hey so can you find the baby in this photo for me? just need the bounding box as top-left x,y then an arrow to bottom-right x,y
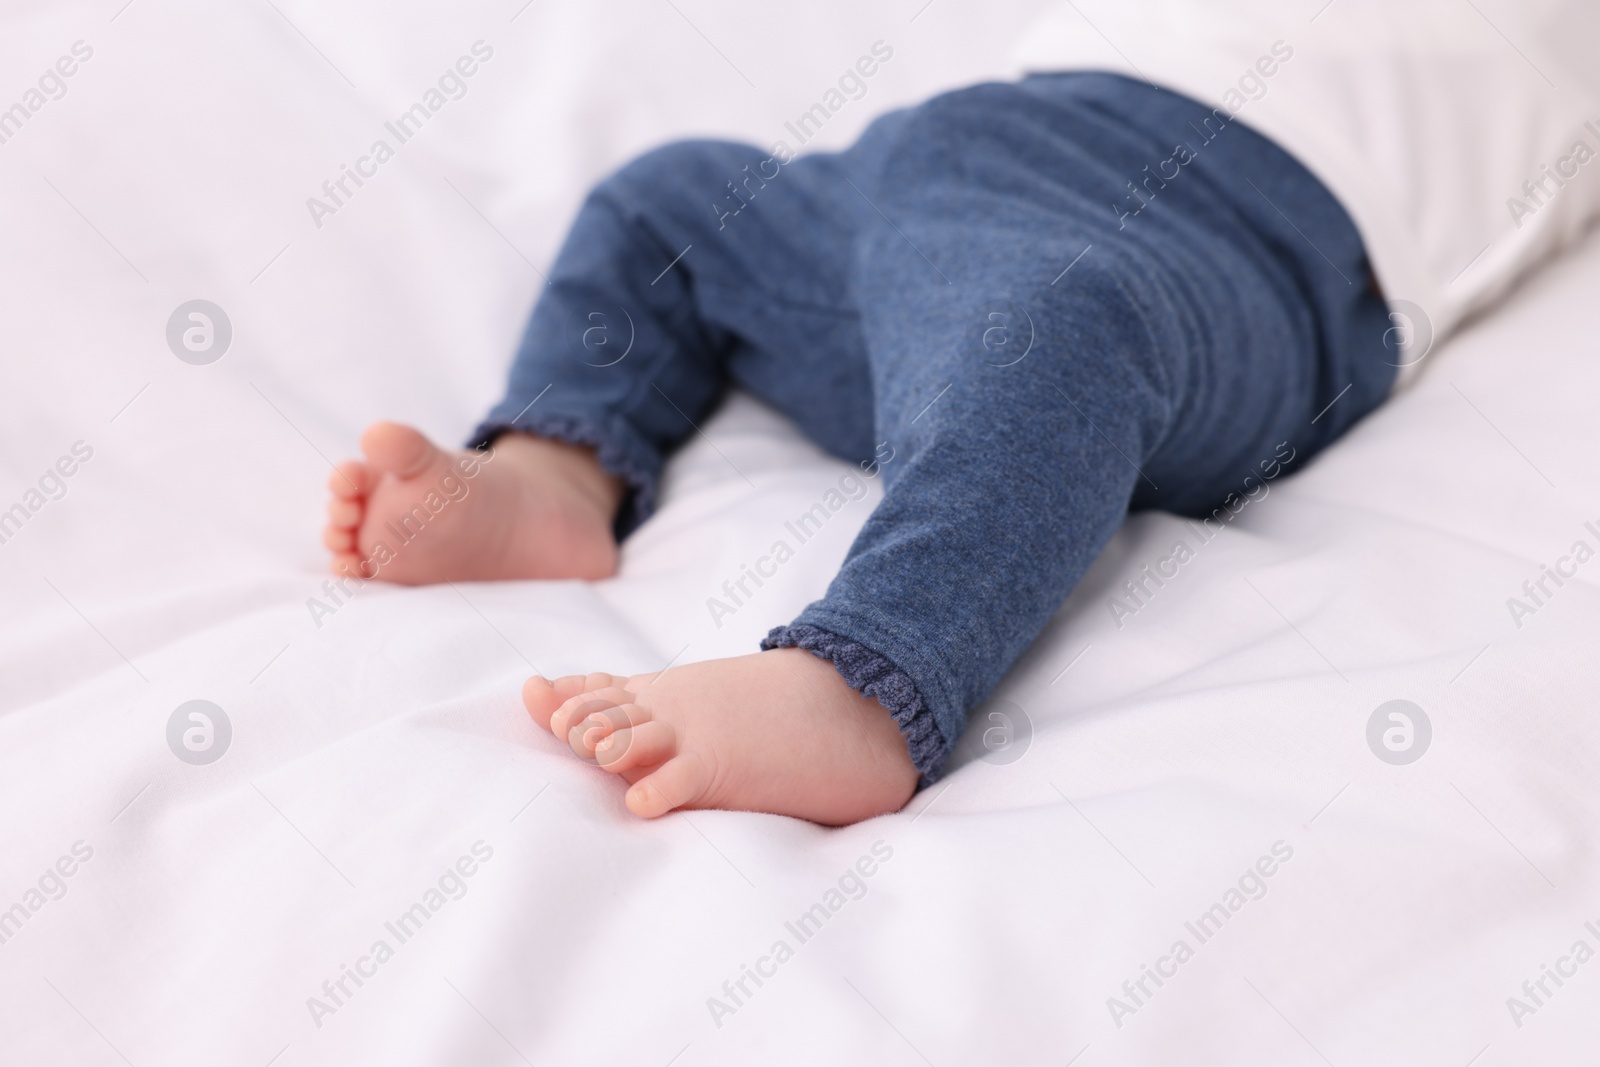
323,71 -> 1400,825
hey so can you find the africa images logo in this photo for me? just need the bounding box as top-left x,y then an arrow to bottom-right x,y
166,300 -> 232,365
1366,700 -> 1431,766
166,700 -> 231,765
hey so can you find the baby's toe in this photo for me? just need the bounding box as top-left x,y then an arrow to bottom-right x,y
525,674 -> 621,732
595,718 -> 675,774
569,699 -> 649,761
326,496 -> 362,528
331,552 -> 363,577
323,525 -> 356,552
626,753 -> 711,818
328,461 -> 370,499
521,676 -> 564,730
550,685 -> 635,737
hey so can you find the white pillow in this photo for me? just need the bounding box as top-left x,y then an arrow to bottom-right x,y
1011,0 -> 1600,384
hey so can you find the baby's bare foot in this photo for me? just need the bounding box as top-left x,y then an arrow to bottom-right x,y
522,650 -> 919,825
322,422 -> 624,584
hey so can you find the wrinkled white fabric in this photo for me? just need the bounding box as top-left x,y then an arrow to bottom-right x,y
3,2 -> 1599,1064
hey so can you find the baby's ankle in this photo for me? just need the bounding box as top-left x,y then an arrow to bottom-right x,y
491,432 -> 625,520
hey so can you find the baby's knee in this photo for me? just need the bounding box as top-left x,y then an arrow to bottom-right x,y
602,138 -> 774,209
876,82 -> 1047,174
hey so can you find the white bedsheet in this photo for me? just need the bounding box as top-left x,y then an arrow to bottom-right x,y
3,2 -> 1599,1064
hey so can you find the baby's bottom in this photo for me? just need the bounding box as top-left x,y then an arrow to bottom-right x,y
478,74 -> 1396,815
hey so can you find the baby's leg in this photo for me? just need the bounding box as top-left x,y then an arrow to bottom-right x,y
531,77 -> 1394,820
765,79 -> 1396,783
326,138 -> 876,582
525,256 -> 1168,821
523,251 -> 1168,821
